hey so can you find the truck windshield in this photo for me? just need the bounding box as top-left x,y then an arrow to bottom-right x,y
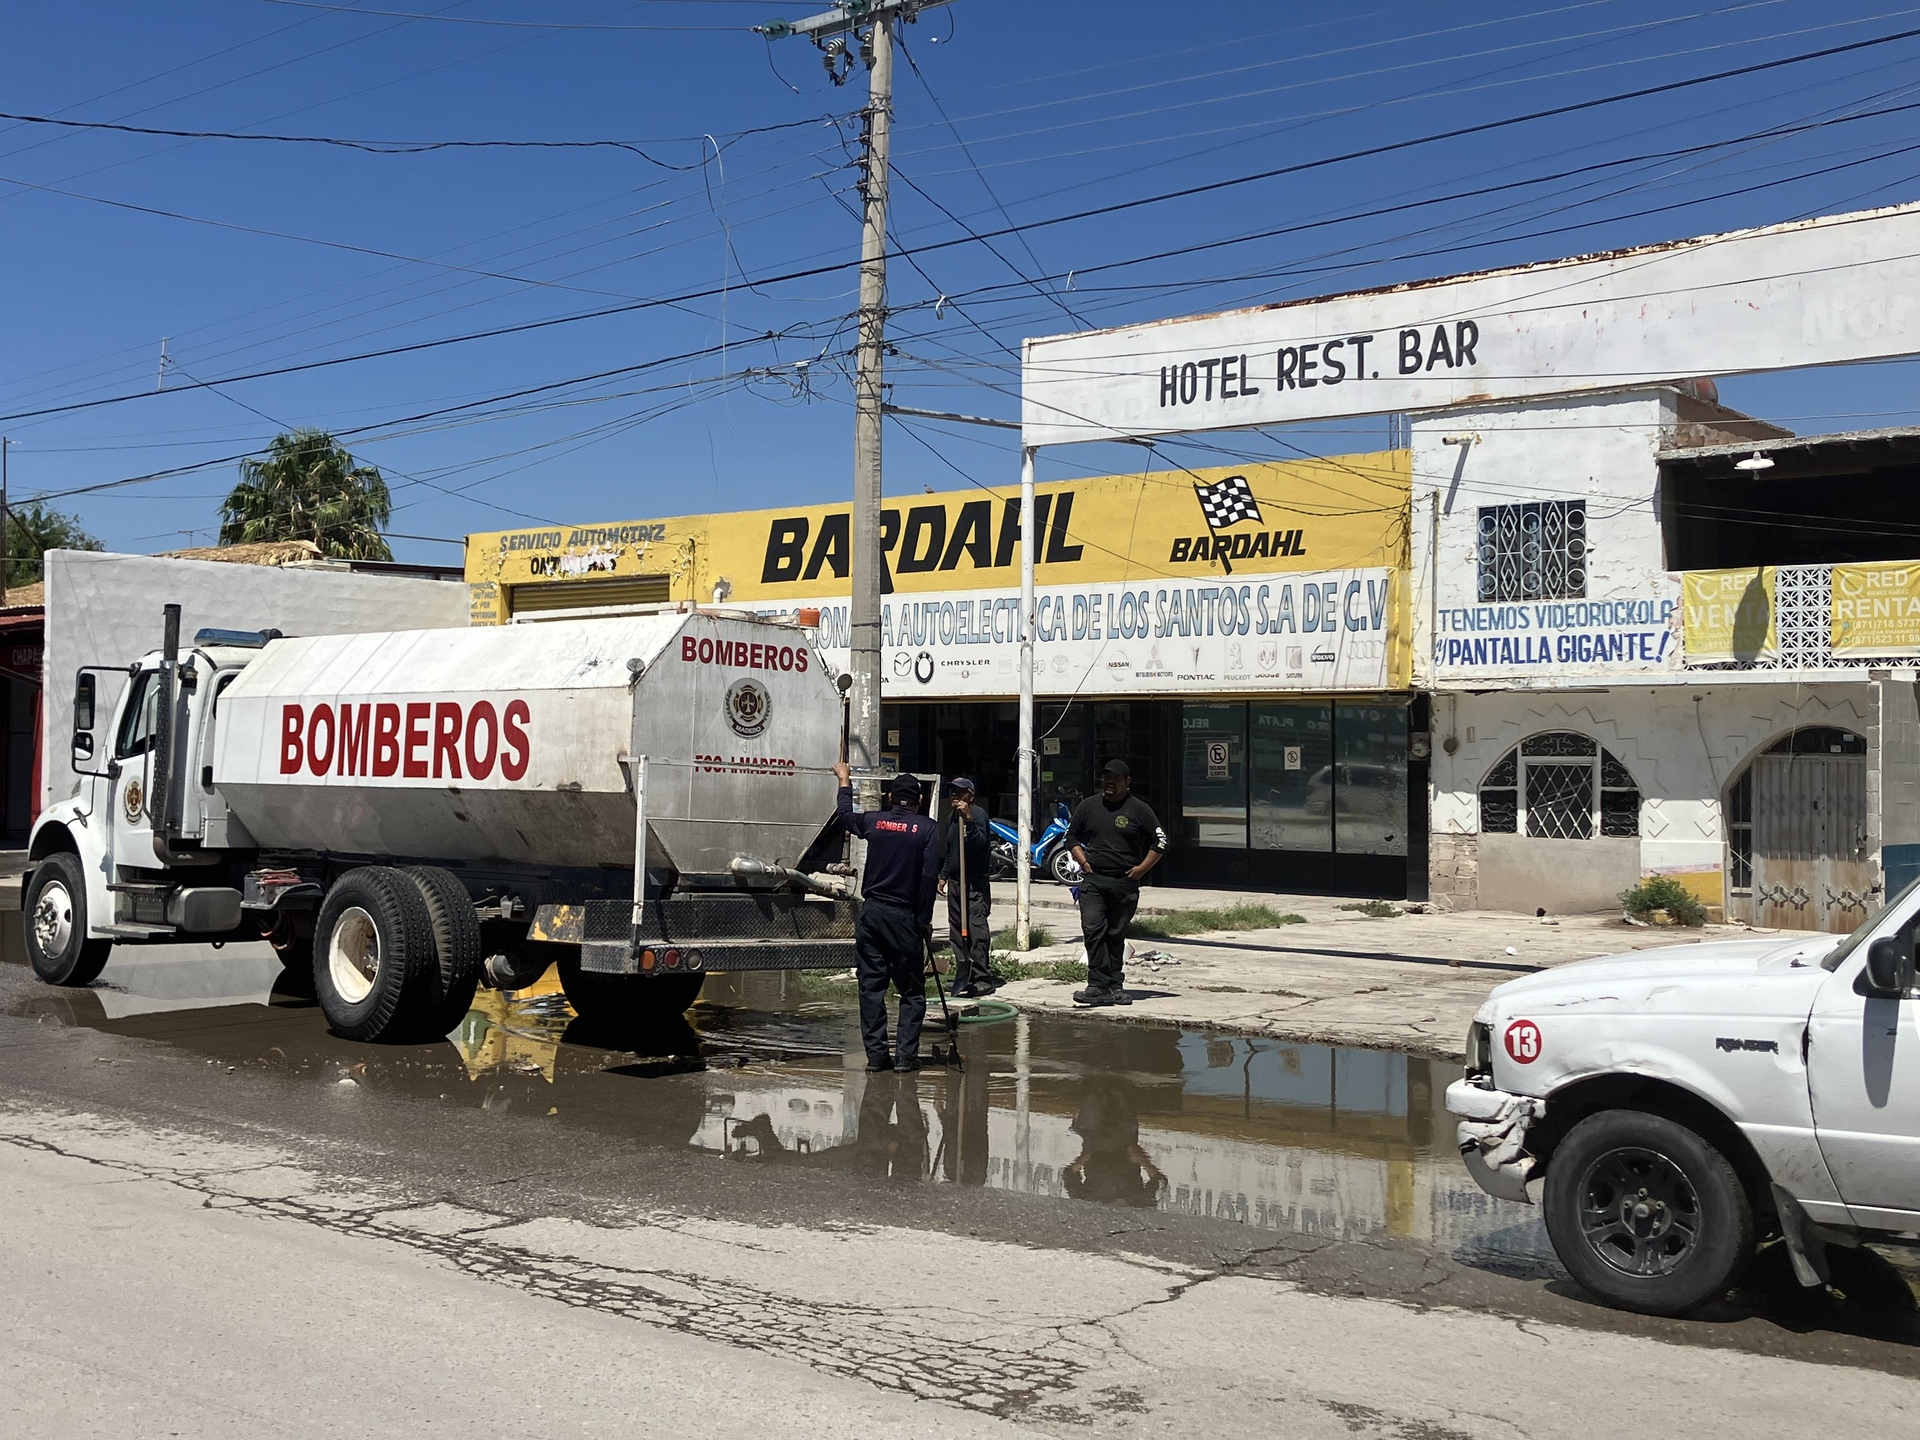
1822,871 -> 1920,971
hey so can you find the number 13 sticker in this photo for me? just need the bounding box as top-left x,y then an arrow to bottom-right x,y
1504,1019 -> 1543,1064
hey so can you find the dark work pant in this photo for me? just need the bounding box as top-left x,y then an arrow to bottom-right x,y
855,898 -> 927,1064
1078,874 -> 1140,995
947,885 -> 992,989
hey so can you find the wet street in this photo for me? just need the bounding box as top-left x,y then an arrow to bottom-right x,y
4,937 -> 1919,1437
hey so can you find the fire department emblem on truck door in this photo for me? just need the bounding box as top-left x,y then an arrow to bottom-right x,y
725,678 -> 772,739
123,779 -> 144,822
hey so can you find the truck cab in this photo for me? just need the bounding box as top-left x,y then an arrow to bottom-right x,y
1449,883 -> 1920,1316
27,617 -> 271,984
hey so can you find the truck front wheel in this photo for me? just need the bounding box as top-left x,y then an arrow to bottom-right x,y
1543,1109 -> 1754,1317
313,868 -> 437,1043
24,852 -> 112,987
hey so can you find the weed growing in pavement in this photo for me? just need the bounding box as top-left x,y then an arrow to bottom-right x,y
1129,903 -> 1305,938
1338,899 -> 1402,919
990,952 -> 1087,983
1199,984 -> 1248,993
990,924 -> 1055,951
1618,875 -> 1709,927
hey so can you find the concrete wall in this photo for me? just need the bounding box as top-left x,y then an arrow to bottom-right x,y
42,551 -> 469,812
1411,390 -> 1681,689
1477,834 -> 1640,914
1877,670 -> 1920,898
1429,680 -> 1880,915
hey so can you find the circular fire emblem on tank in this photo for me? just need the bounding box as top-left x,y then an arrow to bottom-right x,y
724,678 -> 772,739
122,779 -> 144,823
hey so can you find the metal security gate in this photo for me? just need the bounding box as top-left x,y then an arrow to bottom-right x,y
1748,753 -> 1871,933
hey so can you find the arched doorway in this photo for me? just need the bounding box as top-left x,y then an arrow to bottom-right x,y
1725,727 -> 1870,933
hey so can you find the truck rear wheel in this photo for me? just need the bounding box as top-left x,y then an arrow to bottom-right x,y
24,852 -> 112,987
400,866 -> 484,1035
557,953 -> 704,1035
1543,1109 -> 1754,1317
313,867 -> 437,1043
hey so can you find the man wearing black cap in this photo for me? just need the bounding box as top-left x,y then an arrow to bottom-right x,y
938,776 -> 995,999
1066,759 -> 1169,1007
834,761 -> 942,1071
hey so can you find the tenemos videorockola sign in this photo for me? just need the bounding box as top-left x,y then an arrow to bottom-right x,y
465,453 -> 1414,699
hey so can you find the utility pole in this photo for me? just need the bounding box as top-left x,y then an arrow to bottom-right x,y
760,1 -> 955,774
1,436 -> 9,610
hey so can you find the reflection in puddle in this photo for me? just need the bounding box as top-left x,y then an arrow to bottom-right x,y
4,944 -> 1554,1272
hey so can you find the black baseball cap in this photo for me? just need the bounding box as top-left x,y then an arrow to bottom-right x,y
1101,759 -> 1131,777
948,775 -> 976,793
889,773 -> 925,800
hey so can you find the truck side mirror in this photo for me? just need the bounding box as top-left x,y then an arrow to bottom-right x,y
74,672 -> 95,732
72,731 -> 94,760
1864,936 -> 1915,996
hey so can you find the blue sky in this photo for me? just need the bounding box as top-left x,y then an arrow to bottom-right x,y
5,0 -> 1920,561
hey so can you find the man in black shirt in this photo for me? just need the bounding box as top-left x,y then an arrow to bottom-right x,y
835,762 -> 942,1071
1066,759 -> 1169,1007
938,776 -> 996,998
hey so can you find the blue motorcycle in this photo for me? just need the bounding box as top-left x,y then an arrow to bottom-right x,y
987,804 -> 1082,885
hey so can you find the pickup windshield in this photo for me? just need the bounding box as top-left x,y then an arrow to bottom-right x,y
1822,871 -> 1920,971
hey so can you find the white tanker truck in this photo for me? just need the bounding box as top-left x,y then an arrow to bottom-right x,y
23,603 -> 859,1042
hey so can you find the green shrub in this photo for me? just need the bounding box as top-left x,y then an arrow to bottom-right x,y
1129,903 -> 1305,938
1618,876 -> 1709,928
990,924 -> 1055,952
990,953 -> 1087,983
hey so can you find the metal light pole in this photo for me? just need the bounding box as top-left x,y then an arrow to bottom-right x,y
1016,444 -> 1036,949
760,2 -> 956,774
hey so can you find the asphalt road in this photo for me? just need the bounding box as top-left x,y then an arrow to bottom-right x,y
3,946 -> 1918,1437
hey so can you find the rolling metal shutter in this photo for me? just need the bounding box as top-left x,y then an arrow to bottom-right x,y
506,574 -> 671,616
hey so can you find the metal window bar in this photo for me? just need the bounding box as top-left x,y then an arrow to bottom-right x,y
1476,502 -> 1587,604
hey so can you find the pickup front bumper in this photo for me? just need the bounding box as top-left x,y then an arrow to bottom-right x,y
1446,1079 -> 1546,1205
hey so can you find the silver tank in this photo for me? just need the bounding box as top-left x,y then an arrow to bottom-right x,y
211,610 -> 840,874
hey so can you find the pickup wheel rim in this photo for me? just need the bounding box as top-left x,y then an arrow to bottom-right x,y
33,881 -> 74,957
328,906 -> 381,1005
1577,1145 -> 1702,1278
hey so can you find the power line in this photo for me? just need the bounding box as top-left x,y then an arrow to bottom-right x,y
11,21 -> 1920,431
0,108 -> 838,167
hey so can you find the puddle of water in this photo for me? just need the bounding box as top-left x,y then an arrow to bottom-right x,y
4,939 -> 1558,1273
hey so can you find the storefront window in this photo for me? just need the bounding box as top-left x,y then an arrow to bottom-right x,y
1250,701 -> 1333,852
1181,702 -> 1248,848
1333,702 -> 1409,856
1477,732 -> 1640,840
1038,704 -> 1089,820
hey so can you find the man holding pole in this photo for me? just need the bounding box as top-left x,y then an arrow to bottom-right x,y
938,776 -> 995,999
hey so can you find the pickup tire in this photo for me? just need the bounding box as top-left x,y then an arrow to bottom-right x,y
313,867 -> 437,1043
1543,1109 -> 1754,1317
23,852 -> 112,987
400,866 -> 484,1036
557,953 -> 704,1037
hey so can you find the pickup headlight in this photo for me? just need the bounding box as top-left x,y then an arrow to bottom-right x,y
1465,1021 -> 1492,1076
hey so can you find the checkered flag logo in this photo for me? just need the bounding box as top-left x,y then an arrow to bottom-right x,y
1193,474 -> 1263,532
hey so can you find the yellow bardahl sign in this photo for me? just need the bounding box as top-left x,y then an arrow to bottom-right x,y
464,453 -> 1409,621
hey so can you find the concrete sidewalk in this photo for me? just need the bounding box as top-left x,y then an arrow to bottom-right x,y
978,879 -> 1767,1060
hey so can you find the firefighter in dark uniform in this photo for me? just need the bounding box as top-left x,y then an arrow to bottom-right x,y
834,761 -> 942,1072
938,776 -> 996,999
1066,759 -> 1169,1007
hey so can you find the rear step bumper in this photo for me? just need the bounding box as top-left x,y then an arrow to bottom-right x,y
532,893 -> 860,976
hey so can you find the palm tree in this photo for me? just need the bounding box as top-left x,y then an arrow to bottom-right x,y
220,430 -> 393,560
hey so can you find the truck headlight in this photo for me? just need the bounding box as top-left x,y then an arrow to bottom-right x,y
1465,1021 -> 1492,1076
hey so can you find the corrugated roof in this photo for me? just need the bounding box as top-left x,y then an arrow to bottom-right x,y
1659,424 -> 1920,462
156,540 -> 326,566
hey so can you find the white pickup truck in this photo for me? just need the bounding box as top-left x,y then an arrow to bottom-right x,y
1448,893 -> 1919,1316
